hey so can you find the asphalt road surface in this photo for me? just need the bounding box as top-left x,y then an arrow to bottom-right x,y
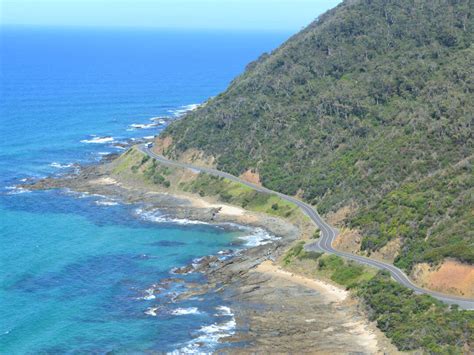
139,144 -> 474,310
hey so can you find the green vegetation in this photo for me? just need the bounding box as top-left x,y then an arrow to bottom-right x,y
283,241 -> 306,265
311,229 -> 320,239
182,173 -> 301,218
308,254 -> 374,288
111,148 -> 304,220
351,161 -> 473,270
282,241 -> 322,265
283,244 -> 372,287
317,255 -> 368,288
358,272 -> 474,353
111,148 -> 142,174
112,148 -> 172,188
139,158 -> 171,187
162,0 -> 473,272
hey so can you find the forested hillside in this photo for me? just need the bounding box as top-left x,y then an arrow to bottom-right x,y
160,0 -> 473,273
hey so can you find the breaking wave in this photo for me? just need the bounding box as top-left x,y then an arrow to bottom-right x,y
237,227 -> 281,247
4,186 -> 31,195
135,208 -> 210,226
171,307 -> 201,316
50,162 -> 74,169
80,136 -> 115,144
169,103 -> 200,117
173,306 -> 236,353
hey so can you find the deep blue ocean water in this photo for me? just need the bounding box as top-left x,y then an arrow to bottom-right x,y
0,26 -> 288,353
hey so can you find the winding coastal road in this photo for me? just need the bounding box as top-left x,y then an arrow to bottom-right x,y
139,144 -> 474,310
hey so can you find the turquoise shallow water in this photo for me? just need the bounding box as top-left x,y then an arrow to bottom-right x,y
0,191 -> 242,352
0,26 -> 287,352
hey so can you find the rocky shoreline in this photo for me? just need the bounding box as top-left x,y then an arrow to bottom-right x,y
20,153 -> 398,353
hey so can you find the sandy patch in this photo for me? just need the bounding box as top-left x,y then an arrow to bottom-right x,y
239,169 -> 261,186
178,148 -> 216,167
255,260 -> 348,303
152,136 -> 173,155
213,204 -> 245,216
334,228 -> 401,263
149,191 -> 245,217
188,196 -> 245,216
370,237 -> 401,263
342,320 -> 379,351
325,204 -> 357,226
412,259 -> 474,297
333,228 -> 362,254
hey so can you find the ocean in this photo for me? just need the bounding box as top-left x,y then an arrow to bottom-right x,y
0,26 -> 288,353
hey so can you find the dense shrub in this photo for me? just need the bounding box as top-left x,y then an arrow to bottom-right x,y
163,0 -> 473,271
357,272 -> 474,352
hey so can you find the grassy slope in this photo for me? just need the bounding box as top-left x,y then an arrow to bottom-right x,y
111,147 -> 307,222
162,0 -> 473,272
180,173 -> 300,219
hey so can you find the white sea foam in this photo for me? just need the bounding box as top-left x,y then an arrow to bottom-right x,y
169,103 -> 200,117
237,227 -> 281,247
64,190 -> 114,204
176,321 -> 237,353
127,123 -> 158,131
5,186 -> 30,195
191,256 -> 211,269
138,287 -> 156,301
215,306 -> 233,317
63,190 -> 90,199
95,200 -> 119,206
152,216 -> 209,226
171,307 -> 201,316
170,266 -> 193,275
50,162 -> 74,169
149,117 -> 167,124
135,208 -> 210,226
80,136 -> 115,144
175,306 -> 236,353
143,136 -> 155,140
136,209 -> 278,246
87,193 -> 106,199
217,249 -> 237,257
145,307 -> 159,317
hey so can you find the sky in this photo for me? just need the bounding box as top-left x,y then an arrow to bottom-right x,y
0,0 -> 342,31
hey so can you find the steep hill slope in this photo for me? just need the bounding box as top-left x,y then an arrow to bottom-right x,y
158,0 -> 473,274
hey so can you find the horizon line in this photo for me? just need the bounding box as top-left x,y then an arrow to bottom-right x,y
0,23 -> 301,34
